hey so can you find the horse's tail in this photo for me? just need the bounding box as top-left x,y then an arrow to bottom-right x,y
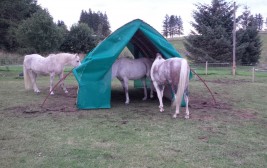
174,59 -> 189,108
23,57 -> 32,90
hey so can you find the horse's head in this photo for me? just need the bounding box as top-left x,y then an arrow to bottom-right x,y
153,53 -> 165,65
71,54 -> 81,67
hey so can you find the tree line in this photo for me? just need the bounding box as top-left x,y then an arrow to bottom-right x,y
162,15 -> 184,38
0,0 -> 111,54
167,0 -> 263,64
0,0 -> 265,64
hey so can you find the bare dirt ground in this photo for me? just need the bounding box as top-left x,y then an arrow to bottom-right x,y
4,80 -> 258,121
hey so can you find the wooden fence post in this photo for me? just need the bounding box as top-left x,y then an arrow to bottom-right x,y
205,61 -> 208,75
252,67 -> 255,82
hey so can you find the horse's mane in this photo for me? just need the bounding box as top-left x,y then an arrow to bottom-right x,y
49,53 -> 75,60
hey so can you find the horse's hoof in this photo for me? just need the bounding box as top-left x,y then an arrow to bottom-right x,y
172,114 -> 177,118
160,108 -> 164,112
125,102 -> 129,105
185,115 -> 189,119
65,91 -> 69,94
142,97 -> 147,101
50,92 -> 54,95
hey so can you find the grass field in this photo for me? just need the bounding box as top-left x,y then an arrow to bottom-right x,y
1,32 -> 267,167
0,66 -> 267,167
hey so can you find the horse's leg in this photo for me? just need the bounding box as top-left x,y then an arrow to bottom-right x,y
141,78 -> 147,100
49,72 -> 55,95
173,88 -> 190,119
173,101 -> 181,119
29,71 -> 40,93
119,79 -> 129,104
160,85 -> 165,100
184,87 -> 190,119
149,80 -> 154,98
153,82 -> 164,112
123,78 -> 130,104
59,72 -> 68,93
173,85 -> 181,119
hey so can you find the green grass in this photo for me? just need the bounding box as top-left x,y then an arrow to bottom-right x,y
0,67 -> 267,167
0,32 -> 267,168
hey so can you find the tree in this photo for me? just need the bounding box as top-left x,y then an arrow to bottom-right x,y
175,16 -> 184,36
255,13 -> 264,30
60,23 -> 97,53
162,14 -> 169,37
162,14 -> 183,38
15,9 -> 65,53
236,7 -> 261,64
0,0 -> 41,51
169,15 -> 176,38
79,9 -> 111,40
237,5 -> 251,29
184,0 -> 234,62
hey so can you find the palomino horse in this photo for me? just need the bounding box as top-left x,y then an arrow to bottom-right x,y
150,53 -> 190,119
23,53 -> 81,95
112,57 -> 153,104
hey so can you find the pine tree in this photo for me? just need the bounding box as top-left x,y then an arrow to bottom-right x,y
79,9 -> 111,40
184,0 -> 234,62
236,7 -> 261,64
169,15 -> 176,38
175,16 -> 184,36
255,13 -> 264,30
162,14 -> 169,38
162,14 -> 184,38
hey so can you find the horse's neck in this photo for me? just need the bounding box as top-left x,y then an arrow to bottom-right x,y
54,54 -> 72,66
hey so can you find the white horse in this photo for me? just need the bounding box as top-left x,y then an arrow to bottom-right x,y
23,53 -> 81,95
150,53 -> 190,119
112,57 -> 154,104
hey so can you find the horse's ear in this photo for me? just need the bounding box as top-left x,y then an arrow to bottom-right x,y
156,53 -> 162,59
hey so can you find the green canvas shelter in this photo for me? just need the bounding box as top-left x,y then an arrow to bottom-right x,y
73,19 -> 185,109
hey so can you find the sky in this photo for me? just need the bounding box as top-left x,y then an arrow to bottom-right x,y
37,0 -> 267,35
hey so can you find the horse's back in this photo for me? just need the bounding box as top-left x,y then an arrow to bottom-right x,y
24,54 -> 45,67
23,54 -> 52,75
24,54 -> 43,61
152,57 -> 185,85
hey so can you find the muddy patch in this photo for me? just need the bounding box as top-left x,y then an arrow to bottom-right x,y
2,85 -> 258,121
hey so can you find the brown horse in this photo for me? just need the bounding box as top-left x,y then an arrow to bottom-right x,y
150,53 -> 190,119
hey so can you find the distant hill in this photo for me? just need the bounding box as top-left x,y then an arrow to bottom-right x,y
168,32 -> 267,64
